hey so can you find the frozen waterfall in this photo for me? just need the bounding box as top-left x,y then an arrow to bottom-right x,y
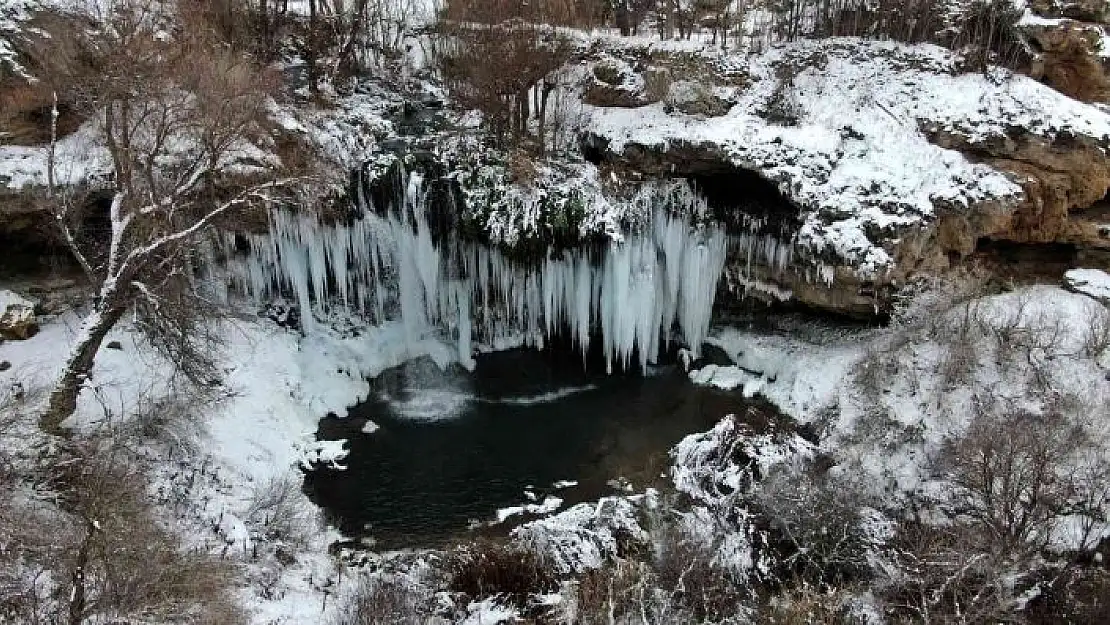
224,173 -> 739,373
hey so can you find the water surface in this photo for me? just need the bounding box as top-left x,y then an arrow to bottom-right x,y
303,347 -> 756,549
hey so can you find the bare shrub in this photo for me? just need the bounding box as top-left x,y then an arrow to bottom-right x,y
756,466 -> 878,588
653,516 -> 750,622
759,584 -> 867,625
50,436 -> 244,625
939,338 -> 978,389
573,559 -> 664,624
447,540 -> 559,602
938,398 -> 1094,558
1079,301 -> 1110,360
816,0 -> 948,44
436,5 -> 576,153
331,574 -> 434,625
115,384 -> 224,458
570,512 -> 750,624
852,346 -> 888,405
1026,565 -> 1110,625
0,453 -> 72,624
882,520 -> 1017,624
0,429 -> 243,624
245,474 -> 319,549
948,0 -> 1031,72
759,65 -> 802,126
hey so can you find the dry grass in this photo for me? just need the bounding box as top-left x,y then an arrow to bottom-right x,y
331,575 -> 434,625
447,539 -> 559,603
759,584 -> 867,625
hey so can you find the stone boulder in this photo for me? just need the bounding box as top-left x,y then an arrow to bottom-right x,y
663,80 -> 733,117
1065,267 -> 1110,303
0,290 -> 38,340
583,57 -> 653,108
1020,17 -> 1110,102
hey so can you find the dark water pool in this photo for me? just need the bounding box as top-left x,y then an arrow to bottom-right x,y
303,347 -> 755,550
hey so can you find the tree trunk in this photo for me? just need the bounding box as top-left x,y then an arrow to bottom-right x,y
519,91 -> 530,137
260,0 -> 271,57
538,82 -> 552,154
68,522 -> 95,625
41,304 -> 127,434
307,0 -> 319,97
337,0 -> 370,76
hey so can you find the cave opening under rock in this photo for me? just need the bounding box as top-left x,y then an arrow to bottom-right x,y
974,237 -> 1079,282
687,165 -> 800,237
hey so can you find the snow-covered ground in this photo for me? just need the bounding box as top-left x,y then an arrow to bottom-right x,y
692,282 -> 1110,548
0,301 -> 460,623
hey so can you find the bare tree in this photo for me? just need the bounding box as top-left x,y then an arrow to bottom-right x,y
39,0 -> 309,433
438,5 -> 576,153
939,398 -> 1092,559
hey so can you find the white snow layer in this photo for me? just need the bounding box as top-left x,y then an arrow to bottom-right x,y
0,310 -> 456,624
586,39 -> 1110,276
1066,267 -> 1110,303
224,170 -> 730,373
697,285 -> 1110,539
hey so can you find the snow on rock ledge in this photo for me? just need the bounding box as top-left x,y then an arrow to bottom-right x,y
582,38 -> 1110,281
0,290 -> 37,340
1065,267 -> 1110,304
671,414 -> 815,507
512,492 -> 653,575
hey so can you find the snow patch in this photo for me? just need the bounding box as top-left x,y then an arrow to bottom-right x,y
1065,267 -> 1110,303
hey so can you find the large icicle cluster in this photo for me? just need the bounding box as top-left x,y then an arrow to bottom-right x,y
225,172 -> 735,373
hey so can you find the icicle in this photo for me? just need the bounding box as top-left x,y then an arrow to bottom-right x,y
224,171 -> 739,373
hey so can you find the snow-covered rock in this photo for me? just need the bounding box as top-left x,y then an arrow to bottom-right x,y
581,37 -> 1110,314
0,289 -> 36,339
512,492 -> 653,574
1065,267 -> 1110,303
671,414 -> 815,507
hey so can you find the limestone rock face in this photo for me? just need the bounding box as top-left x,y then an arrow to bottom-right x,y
926,125 -> 1110,248
1020,17 -> 1110,102
580,38 -> 1110,317
0,290 -> 38,340
663,80 -> 733,117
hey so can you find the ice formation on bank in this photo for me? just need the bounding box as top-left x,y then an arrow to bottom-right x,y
224,170 -> 734,373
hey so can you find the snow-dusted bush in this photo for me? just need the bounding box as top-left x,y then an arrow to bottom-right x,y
447,540 -> 560,605
245,474 -> 322,551
1080,300 -> 1110,360
513,495 -> 652,575
572,559 -> 667,624
880,520 -> 1018,624
330,574 -> 437,625
936,397 -> 1110,557
571,523 -> 752,625
756,465 -> 887,588
651,512 -> 752,623
0,431 -> 244,625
